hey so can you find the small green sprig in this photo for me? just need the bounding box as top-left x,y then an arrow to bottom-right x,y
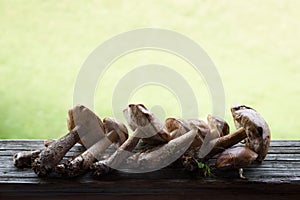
195,160 -> 215,177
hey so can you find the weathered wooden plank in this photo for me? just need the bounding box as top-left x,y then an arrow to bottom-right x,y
1,168 -> 299,183
1,176 -> 299,200
1,140 -> 300,200
1,155 -> 300,170
2,146 -> 300,155
1,140 -> 299,147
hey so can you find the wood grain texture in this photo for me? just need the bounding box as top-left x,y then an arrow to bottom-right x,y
0,140 -> 299,200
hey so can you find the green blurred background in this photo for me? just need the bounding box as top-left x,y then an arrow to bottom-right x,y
0,0 -> 299,139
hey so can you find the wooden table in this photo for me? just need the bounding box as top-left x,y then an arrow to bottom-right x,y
0,140 -> 299,200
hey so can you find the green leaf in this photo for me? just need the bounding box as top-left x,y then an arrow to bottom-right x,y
197,162 -> 205,169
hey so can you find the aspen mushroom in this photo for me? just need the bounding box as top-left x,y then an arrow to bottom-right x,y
125,127 -> 197,172
231,105 -> 271,162
91,104 -> 170,176
165,118 -> 190,139
181,116 -> 230,171
103,117 -> 128,146
32,105 -> 105,177
65,117 -> 128,177
197,115 -> 232,160
125,104 -> 171,144
216,146 -> 258,179
207,114 -> 230,137
187,118 -> 210,138
13,105 -> 101,169
165,118 -> 209,147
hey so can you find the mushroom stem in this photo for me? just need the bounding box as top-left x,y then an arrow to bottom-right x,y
66,130 -> 119,177
91,133 -> 140,176
13,149 -> 42,168
124,128 -> 197,172
32,127 -> 80,177
201,127 -> 247,161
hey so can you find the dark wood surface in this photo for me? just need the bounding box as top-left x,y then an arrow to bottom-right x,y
0,140 -> 300,200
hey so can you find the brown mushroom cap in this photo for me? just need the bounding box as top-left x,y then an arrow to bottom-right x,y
123,104 -> 170,144
103,117 -> 128,146
71,105 -> 106,148
186,119 -> 210,147
165,118 -> 190,139
207,114 -> 230,137
165,118 -> 189,132
216,146 -> 258,170
32,104 -> 106,177
231,105 -> 271,162
67,105 -> 104,132
187,119 -> 210,138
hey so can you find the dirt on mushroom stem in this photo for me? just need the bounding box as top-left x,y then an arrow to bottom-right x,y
65,130 -> 117,177
32,127 -> 80,177
13,149 -> 42,168
65,117 -> 128,177
31,104 -> 105,177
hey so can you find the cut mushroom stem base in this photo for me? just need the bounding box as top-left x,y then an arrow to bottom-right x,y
66,130 -> 119,177
13,149 -> 42,168
32,127 -> 80,177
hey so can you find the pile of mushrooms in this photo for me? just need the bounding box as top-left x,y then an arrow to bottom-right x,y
13,104 -> 271,179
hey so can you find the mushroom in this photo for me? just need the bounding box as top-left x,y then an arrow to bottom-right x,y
197,114 -> 232,160
187,119 -> 210,137
207,114 -> 230,137
91,104 -> 171,176
165,118 -> 209,147
65,117 -> 128,177
165,118 -> 190,139
181,116 -> 231,171
103,117 -> 128,145
124,127 -> 197,172
215,146 -> 258,179
32,105 -> 105,177
125,104 -> 171,144
231,105 -> 271,162
164,118 -> 205,171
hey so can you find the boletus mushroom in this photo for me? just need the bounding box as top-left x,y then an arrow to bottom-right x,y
165,118 -> 190,139
198,114 -> 231,160
216,146 -> 258,179
32,105 -> 105,177
92,104 -> 171,176
125,127 -> 197,173
65,117 -> 128,177
124,104 -> 171,144
207,114 -> 230,137
231,105 -> 271,162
